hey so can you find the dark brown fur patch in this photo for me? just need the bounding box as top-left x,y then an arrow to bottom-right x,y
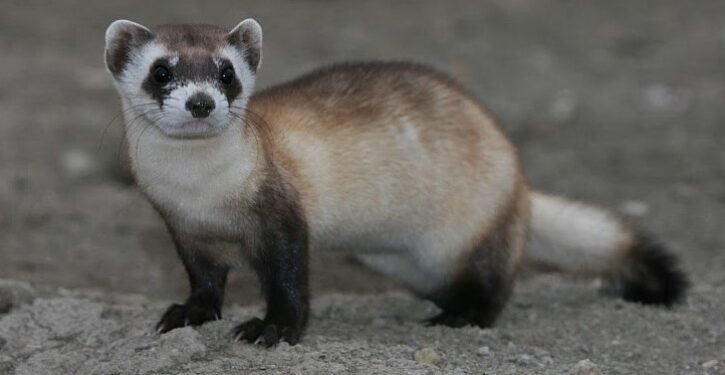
218,58 -> 242,104
106,26 -> 153,75
152,24 -> 228,54
227,27 -> 261,71
141,57 -> 173,106
605,234 -> 688,306
155,229 -> 230,333
426,230 -> 514,328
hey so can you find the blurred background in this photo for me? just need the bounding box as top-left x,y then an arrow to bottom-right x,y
1,0 -> 724,306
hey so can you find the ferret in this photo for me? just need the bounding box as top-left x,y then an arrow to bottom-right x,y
104,19 -> 688,346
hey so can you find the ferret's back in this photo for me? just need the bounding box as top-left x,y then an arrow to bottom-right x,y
252,62 -> 486,127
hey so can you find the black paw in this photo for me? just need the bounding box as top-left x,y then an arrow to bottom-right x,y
232,317 -> 301,347
156,303 -> 221,334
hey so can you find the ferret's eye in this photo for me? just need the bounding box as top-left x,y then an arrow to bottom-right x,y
152,66 -> 172,84
220,67 -> 235,85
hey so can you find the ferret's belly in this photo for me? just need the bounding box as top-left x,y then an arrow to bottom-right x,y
308,215 -> 420,254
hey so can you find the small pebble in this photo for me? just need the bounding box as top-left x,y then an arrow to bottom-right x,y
133,340 -> 156,352
0,337 -> 6,349
514,354 -> 534,366
549,89 -> 577,122
61,149 -> 99,178
414,347 -> 442,366
619,200 -> 650,217
572,359 -> 602,375
702,360 -> 718,369
477,346 -> 492,357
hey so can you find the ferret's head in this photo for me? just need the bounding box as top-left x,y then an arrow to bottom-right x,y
104,20 -> 262,139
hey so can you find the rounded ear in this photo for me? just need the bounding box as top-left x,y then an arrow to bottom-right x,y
104,20 -> 153,76
227,19 -> 263,72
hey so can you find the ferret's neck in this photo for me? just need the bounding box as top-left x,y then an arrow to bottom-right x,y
124,115 -> 262,220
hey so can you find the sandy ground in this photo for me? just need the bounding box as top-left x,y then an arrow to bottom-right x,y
1,0 -> 724,373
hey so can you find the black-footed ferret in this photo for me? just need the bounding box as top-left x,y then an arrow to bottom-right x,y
104,19 -> 688,346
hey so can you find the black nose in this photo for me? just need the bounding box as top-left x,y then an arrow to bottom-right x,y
185,92 -> 215,118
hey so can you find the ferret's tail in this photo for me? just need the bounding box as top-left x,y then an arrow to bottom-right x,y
527,191 -> 688,306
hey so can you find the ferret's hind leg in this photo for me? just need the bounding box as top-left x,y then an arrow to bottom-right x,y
423,196 -> 528,328
358,235 -> 518,328
424,233 -> 516,328
357,190 -> 528,328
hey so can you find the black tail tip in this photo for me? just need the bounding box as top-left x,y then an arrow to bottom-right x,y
607,235 -> 689,307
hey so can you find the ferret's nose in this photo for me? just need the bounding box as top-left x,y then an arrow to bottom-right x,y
185,92 -> 216,118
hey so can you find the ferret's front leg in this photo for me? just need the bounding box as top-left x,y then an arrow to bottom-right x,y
234,233 -> 309,346
156,234 -> 229,333
233,189 -> 310,346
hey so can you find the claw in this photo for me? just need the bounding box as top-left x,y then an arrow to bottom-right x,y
231,317 -> 298,347
156,302 -> 220,334
233,327 -> 247,342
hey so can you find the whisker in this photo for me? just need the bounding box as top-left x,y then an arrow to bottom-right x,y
98,103 -> 157,153
116,108 -> 161,167
228,109 -> 272,169
133,120 -> 155,167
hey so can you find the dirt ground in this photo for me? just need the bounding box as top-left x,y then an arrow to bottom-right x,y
1,0 -> 724,373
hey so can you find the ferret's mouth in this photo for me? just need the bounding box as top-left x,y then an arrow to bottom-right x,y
159,120 -> 225,139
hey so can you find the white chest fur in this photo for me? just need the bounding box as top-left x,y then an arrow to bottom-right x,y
127,121 -> 256,236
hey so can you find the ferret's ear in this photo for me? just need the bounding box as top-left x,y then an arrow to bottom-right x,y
227,19 -> 263,73
104,20 -> 153,76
